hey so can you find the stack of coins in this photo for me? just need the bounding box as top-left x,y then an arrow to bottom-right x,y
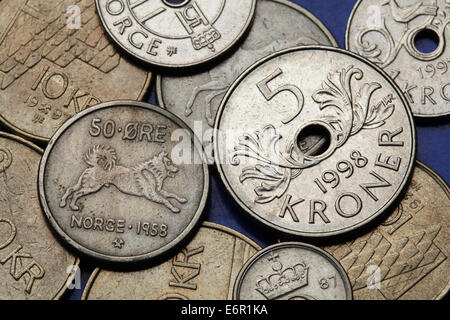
0,0 -> 447,302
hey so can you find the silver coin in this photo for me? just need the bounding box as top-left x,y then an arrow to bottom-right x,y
346,0 -> 450,117
157,0 -> 338,163
38,101 -> 209,264
215,46 -> 416,238
233,242 -> 353,300
95,0 -> 256,68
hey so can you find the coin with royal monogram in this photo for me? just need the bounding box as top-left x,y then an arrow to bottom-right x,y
95,0 -> 256,68
0,0 -> 152,143
233,242 -> 353,300
215,46 -> 416,238
324,161 -> 449,300
81,222 -> 260,300
346,0 -> 450,117
0,132 -> 79,300
157,0 -> 338,163
38,101 -> 209,264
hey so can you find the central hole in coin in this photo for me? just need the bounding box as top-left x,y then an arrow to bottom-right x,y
297,124 -> 331,157
414,28 -> 439,54
162,0 -> 191,7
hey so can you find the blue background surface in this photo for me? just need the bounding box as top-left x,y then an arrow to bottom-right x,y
48,0 -> 447,299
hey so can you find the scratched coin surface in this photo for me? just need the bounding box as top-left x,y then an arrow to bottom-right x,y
324,161 -> 449,300
95,0 -> 256,68
157,0 -> 338,163
233,242 -> 352,300
38,101 -> 209,263
215,46 -> 416,238
81,222 -> 260,300
0,0 -> 152,142
346,0 -> 450,117
0,132 -> 79,300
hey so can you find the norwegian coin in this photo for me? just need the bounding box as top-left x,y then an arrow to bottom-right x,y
0,0 -> 152,142
81,222 -> 260,300
95,0 -> 256,69
0,132 -> 79,300
233,242 -> 352,300
346,0 -> 450,117
324,161 -> 449,300
215,46 -> 416,238
157,0 -> 338,163
38,101 -> 209,264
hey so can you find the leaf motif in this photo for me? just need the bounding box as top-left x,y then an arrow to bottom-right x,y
351,82 -> 382,134
364,99 -> 395,129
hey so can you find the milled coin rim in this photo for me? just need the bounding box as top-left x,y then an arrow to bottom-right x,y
80,221 -> 262,300
94,0 -> 257,69
0,131 -> 80,300
38,100 -> 210,264
232,241 -> 353,300
214,45 -> 416,238
413,160 -> 450,300
345,0 -> 450,118
155,0 -> 339,110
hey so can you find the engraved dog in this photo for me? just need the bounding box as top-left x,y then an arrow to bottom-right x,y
60,145 -> 187,213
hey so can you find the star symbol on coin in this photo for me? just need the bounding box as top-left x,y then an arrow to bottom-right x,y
112,238 -> 125,249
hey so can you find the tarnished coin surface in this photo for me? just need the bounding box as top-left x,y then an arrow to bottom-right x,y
346,0 -> 450,117
95,0 -> 256,68
157,0 -> 338,163
233,242 -> 352,300
215,46 -> 415,237
0,132 -> 79,300
38,101 -> 209,264
82,222 -> 260,300
0,0 -> 152,142
324,161 -> 449,300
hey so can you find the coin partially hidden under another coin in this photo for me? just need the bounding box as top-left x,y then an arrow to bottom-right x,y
82,222 -> 260,300
346,0 -> 450,117
233,242 -> 353,300
0,0 -> 152,142
95,0 -> 256,69
0,132 -> 79,300
324,161 -> 449,300
38,101 -> 209,264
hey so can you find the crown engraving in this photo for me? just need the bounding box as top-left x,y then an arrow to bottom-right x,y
175,2 -> 221,52
255,251 -> 309,300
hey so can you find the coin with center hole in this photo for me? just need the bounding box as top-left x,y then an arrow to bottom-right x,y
324,161 -> 449,300
346,0 -> 450,117
38,101 -> 209,264
95,0 -> 256,68
157,0 -> 338,163
0,0 -> 152,143
214,46 -> 416,238
0,132 -> 79,300
233,242 -> 353,300
81,222 -> 260,300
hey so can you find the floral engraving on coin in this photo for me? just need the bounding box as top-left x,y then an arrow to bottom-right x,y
231,65 -> 395,204
60,145 -> 187,213
355,0 -> 448,68
0,148 -> 13,172
255,251 -> 310,300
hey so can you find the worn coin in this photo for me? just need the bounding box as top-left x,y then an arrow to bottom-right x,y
38,101 -> 209,264
233,242 -> 352,300
0,0 -> 152,142
81,222 -> 260,300
324,161 -> 449,300
0,132 -> 79,300
346,0 -> 450,117
157,0 -> 338,163
95,0 -> 256,69
215,46 -> 416,238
